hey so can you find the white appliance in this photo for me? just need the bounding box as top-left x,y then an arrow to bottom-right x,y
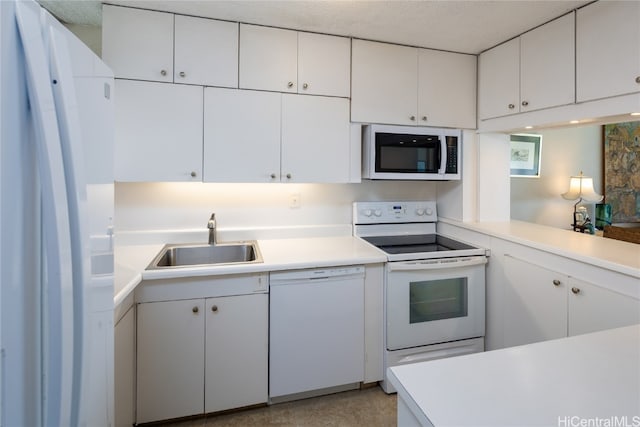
353,201 -> 487,393
362,124 -> 461,180
1,1 -> 115,425
269,266 -> 365,402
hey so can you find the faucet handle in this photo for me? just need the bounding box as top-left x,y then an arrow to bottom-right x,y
207,213 -> 216,229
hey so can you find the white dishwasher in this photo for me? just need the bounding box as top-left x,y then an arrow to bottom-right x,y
269,265 -> 365,402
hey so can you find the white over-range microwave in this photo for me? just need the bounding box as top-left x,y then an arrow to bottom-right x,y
362,124 -> 461,180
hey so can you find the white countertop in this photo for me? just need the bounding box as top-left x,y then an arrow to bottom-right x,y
440,219 -> 640,278
114,235 -> 386,309
388,325 -> 640,427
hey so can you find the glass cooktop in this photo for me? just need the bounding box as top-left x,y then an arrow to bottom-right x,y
361,234 -> 476,255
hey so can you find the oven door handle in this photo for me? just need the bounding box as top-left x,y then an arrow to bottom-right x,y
387,256 -> 487,271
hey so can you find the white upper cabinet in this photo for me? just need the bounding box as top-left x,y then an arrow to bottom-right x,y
174,15 -> 238,87
351,40 -> 418,126
576,1 -> 640,102
281,95 -> 351,183
103,5 -> 239,87
239,24 -> 350,97
418,49 -> 477,129
203,88 -> 281,183
520,13 -> 575,112
239,24 -> 298,93
102,5 -> 174,82
352,39 -> 476,128
115,80 -> 203,182
297,32 -> 351,97
479,13 -> 575,120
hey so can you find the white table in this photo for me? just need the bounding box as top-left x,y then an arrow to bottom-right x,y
388,325 -> 640,427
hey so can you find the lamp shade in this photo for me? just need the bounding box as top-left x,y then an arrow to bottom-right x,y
561,172 -> 603,202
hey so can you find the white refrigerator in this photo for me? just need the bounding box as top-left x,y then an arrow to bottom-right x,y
1,0 -> 115,425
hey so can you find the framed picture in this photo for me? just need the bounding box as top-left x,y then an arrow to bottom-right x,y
510,133 -> 542,177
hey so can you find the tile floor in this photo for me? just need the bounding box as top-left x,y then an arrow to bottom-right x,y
157,386 -> 397,426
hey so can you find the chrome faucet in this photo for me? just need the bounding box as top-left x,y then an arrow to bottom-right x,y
207,213 -> 217,245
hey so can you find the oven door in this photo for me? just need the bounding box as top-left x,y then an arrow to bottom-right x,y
385,256 -> 486,350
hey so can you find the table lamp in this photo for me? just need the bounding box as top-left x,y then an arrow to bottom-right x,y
561,171 -> 603,231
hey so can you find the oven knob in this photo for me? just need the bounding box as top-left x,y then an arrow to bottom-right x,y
416,208 -> 425,216
426,208 -> 433,216
374,209 -> 382,217
363,209 -> 373,217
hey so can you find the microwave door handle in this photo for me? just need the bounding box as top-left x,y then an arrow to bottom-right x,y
438,136 -> 447,175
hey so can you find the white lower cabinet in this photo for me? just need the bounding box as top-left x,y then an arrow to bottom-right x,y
503,255 -> 640,348
136,294 -> 268,424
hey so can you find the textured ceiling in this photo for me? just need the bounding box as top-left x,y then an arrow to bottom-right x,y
39,0 -> 590,54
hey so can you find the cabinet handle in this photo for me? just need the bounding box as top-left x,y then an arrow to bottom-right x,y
636,76 -> 640,84
552,279 -> 561,286
179,71 -> 186,78
508,104 -> 515,109
192,306 -> 199,313
211,305 -> 218,312
410,115 -> 416,121
286,173 -> 292,179
571,287 -> 581,294
303,83 -> 308,89
287,81 -> 294,88
190,171 -> 197,178
421,116 -> 427,122
521,100 -> 529,107
160,69 -> 167,76
270,173 -> 277,179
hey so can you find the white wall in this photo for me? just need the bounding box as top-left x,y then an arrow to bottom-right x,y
510,125 -> 603,229
115,180 -> 443,237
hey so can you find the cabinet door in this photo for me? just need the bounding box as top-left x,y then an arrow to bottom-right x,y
351,39 -> 418,125
281,95 -> 350,183
102,5 -> 173,82
203,88 -> 281,182
418,49 -> 476,129
136,300 -> 205,424
577,1 -> 640,102
205,294 -> 268,413
239,24 -> 298,93
478,38 -> 520,120
114,80 -> 203,182
503,255 -> 567,347
520,13 -> 575,112
174,15 -> 238,87
298,32 -> 351,97
114,308 -> 135,427
568,278 -> 640,337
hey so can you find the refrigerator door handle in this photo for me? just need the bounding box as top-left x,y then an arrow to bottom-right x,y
15,1 -> 75,425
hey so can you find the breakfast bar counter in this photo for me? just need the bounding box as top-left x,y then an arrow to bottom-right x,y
388,325 -> 640,427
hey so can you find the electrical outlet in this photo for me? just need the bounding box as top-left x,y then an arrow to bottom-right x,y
290,192 -> 301,209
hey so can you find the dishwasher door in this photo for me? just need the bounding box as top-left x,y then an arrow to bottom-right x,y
269,266 -> 365,399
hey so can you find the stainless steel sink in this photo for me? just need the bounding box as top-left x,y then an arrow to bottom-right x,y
146,241 -> 262,269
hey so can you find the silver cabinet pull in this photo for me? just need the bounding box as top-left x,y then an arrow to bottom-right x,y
571,287 -> 581,294
179,71 -> 186,78
287,81 -> 294,88
521,100 -> 529,107
190,171 -> 197,178
636,76 -> 640,84
410,115 -> 416,121
302,83 -> 308,89
211,305 -> 218,312
286,173 -> 292,179
552,279 -> 561,286
160,69 -> 167,76
192,306 -> 199,313
421,116 -> 427,121
270,173 -> 277,179
508,104 -> 515,109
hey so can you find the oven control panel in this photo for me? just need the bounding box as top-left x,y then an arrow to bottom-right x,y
353,201 -> 437,224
